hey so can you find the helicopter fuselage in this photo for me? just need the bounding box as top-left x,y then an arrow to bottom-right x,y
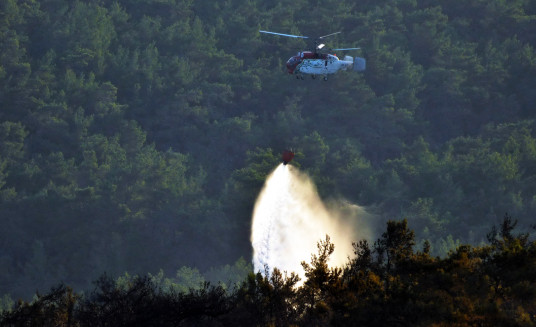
286,51 -> 353,76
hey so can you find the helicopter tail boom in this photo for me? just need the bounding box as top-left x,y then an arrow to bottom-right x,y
353,57 -> 366,72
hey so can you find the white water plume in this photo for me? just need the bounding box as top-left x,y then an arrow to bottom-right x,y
251,164 -> 370,278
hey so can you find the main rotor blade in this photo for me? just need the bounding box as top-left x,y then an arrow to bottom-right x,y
259,30 -> 309,39
319,31 -> 341,39
331,47 -> 361,51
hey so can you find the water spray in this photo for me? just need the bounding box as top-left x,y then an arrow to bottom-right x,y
251,164 -> 367,279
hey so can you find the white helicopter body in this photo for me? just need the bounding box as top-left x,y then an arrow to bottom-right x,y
260,30 -> 366,80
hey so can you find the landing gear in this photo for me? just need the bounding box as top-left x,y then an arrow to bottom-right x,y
311,75 -> 316,79
323,76 -> 328,81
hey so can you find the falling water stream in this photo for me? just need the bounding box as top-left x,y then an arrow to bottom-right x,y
251,164 -> 363,278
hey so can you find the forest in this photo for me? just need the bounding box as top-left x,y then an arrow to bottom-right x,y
0,0 -> 535,324
2,217 -> 536,326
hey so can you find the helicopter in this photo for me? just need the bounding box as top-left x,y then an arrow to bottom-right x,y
259,30 -> 366,81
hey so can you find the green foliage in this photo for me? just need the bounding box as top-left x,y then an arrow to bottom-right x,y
1,0 -> 536,306
205,257 -> 253,289
0,294 -> 13,314
2,219 -> 535,326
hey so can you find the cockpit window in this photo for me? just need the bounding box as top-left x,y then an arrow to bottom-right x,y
288,57 -> 300,65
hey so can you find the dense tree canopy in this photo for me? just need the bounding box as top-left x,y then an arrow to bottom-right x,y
0,0 -> 535,316
2,216 -> 535,326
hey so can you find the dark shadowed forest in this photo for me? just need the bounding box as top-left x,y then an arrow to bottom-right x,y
1,0 -> 536,325
3,217 -> 536,326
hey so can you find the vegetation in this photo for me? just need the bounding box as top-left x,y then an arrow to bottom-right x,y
0,0 -> 535,322
2,215 -> 535,326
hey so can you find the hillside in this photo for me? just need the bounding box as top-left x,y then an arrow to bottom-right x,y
0,0 -> 535,301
